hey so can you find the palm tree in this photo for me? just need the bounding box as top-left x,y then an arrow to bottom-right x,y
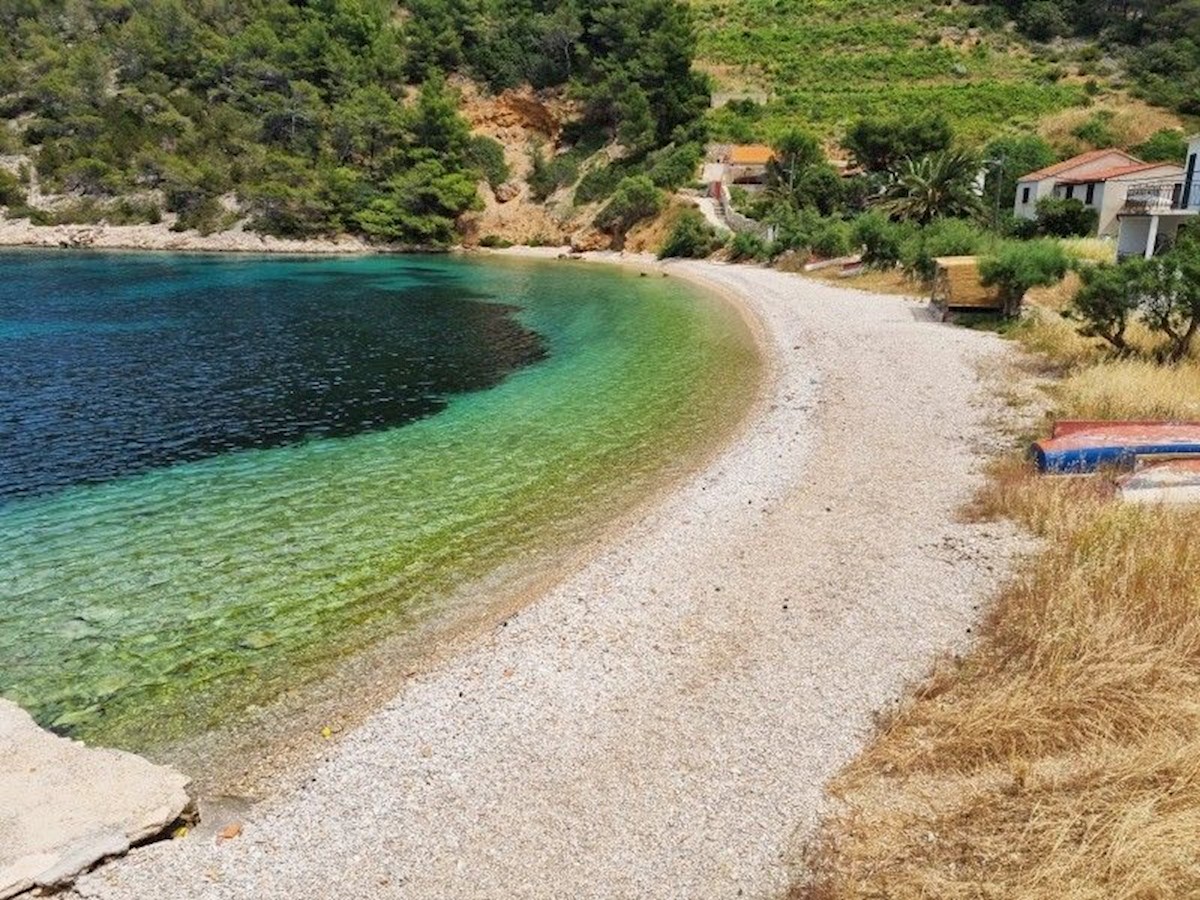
878,150 -> 984,224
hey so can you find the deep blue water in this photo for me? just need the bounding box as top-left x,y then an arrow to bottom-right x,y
0,251 -> 545,501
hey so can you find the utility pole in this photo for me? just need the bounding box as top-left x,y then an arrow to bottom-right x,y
983,154 -> 1006,228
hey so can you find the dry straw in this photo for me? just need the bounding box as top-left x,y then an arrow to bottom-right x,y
796,287 -> 1200,898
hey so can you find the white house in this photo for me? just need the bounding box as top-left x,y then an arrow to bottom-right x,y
1013,148 -> 1183,237
1116,134 -> 1200,260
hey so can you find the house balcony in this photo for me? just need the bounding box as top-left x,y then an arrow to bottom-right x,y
1121,179 -> 1200,215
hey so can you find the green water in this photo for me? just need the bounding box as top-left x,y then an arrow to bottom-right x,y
0,253 -> 758,752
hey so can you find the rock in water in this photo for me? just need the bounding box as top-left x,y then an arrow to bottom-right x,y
0,699 -> 192,898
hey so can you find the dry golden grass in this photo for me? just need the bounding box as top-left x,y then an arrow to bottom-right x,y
794,280 -> 1200,898
1037,97 -> 1186,154
1059,238 -> 1117,267
809,267 -> 925,298
1063,360 -> 1200,421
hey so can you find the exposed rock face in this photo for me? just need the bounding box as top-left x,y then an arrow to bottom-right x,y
0,700 -> 191,899
455,78 -> 584,248
569,227 -> 612,253
493,181 -> 520,204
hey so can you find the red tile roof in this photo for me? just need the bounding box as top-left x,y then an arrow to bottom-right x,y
1018,148 -> 1141,182
1058,162 -> 1181,184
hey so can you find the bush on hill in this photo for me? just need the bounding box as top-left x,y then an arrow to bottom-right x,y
1134,129 -> 1189,163
843,113 -> 954,174
994,0 -> 1200,115
657,209 -> 721,259
595,176 -> 664,236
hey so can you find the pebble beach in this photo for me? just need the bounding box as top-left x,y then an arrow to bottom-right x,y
68,257 -> 1024,899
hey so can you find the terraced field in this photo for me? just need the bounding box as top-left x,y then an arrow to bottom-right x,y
693,0 -> 1088,143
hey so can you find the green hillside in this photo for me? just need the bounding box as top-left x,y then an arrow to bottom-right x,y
695,1 -> 1082,143
693,0 -> 1196,147
1,0 -> 1195,241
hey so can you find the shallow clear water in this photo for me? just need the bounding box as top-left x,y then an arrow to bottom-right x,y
0,251 -> 757,751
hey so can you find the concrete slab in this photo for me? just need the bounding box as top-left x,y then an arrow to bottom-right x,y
0,699 -> 191,898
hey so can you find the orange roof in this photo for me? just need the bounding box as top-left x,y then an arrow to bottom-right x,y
1019,148 -> 1141,182
727,144 -> 775,166
1058,162 -> 1181,184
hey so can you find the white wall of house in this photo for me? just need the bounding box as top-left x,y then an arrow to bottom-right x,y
1118,216 -> 1153,258
1104,165 -> 1184,234
1038,163 -> 1182,235
1012,149 -> 1140,222
1013,179 -> 1046,219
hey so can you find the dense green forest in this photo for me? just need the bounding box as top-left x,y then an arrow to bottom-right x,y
0,0 -> 707,240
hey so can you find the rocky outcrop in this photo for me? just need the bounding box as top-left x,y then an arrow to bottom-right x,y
0,699 -> 192,898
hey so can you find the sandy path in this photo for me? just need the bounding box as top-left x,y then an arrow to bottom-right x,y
73,261 -> 1019,899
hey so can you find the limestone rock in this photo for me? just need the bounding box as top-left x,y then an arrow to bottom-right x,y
493,182 -> 519,204
0,699 -> 192,898
570,228 -> 611,253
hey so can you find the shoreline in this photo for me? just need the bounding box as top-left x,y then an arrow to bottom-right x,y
0,219 -> 402,255
69,256 -> 1027,899
159,253 -> 770,800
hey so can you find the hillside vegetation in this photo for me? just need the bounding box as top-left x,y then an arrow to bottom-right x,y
0,1 -> 1196,244
0,0 -> 706,241
696,0 -> 1196,148
697,0 -> 1084,142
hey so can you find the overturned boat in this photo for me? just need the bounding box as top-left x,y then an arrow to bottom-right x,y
1032,421 -> 1200,474
1118,458 -> 1200,505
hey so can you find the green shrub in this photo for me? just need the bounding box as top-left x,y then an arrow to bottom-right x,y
61,157 -> 120,195
479,234 -> 513,248
466,136 -> 510,189
0,169 -> 24,206
852,212 -> 913,268
901,218 -> 992,280
528,146 -> 583,202
1018,1 -> 1068,41
658,210 -> 721,259
574,164 -> 627,204
1068,261 -> 1141,351
1134,129 -> 1188,163
728,231 -> 768,262
764,205 -> 824,255
1034,197 -> 1098,237
1069,235 -> 1200,360
979,238 -> 1069,316
810,217 -> 852,259
646,143 -> 702,189
1070,111 -> 1118,148
843,113 -> 954,173
595,176 -> 664,235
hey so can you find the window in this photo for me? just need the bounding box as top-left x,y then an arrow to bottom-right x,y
1065,184 -> 1075,200
1021,186 -> 1031,204
1085,183 -> 1095,205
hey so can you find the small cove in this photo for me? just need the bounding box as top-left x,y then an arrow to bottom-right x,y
0,250 -> 760,756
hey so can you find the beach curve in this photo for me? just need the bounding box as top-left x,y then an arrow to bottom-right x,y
70,257 -> 1025,899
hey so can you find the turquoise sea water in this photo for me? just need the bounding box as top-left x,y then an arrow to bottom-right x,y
0,251 -> 758,751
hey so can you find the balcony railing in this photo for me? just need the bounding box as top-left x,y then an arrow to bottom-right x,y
1122,179 -> 1200,214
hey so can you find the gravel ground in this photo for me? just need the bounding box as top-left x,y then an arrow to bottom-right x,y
73,260 -> 1022,900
